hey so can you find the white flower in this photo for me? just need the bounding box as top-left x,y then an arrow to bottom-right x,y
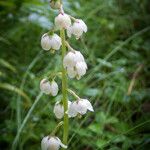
67,19 -> 87,39
55,13 -> 71,29
67,99 -> 94,118
76,61 -> 87,79
67,67 -> 77,78
41,33 -> 61,51
41,136 -> 67,150
40,79 -> 59,96
63,50 -> 87,79
50,81 -> 59,96
54,101 -> 71,119
40,78 -> 51,94
53,102 -> 64,119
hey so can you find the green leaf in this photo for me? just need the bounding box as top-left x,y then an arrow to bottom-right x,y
0,83 -> 31,105
0,58 -> 17,73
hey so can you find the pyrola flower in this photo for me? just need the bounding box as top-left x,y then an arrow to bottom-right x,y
55,13 -> 71,29
67,19 -> 87,39
54,101 -> 71,119
40,79 -> 59,96
50,81 -> 59,96
63,50 -> 87,79
41,33 -> 62,51
40,78 -> 51,95
41,136 -> 67,150
67,99 -> 94,118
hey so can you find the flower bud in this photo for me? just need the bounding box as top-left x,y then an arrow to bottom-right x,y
50,81 -> 59,96
41,136 -> 67,150
50,0 -> 61,9
67,19 -> 87,39
40,78 -> 51,95
55,13 -> 71,29
41,33 -> 62,51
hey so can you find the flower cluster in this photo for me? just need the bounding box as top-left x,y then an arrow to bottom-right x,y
40,0 -> 93,150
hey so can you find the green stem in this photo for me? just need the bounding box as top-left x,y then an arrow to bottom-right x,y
60,29 -> 69,146
51,121 -> 63,136
67,89 -> 80,100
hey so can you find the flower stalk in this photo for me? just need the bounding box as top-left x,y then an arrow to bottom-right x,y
60,29 -> 69,146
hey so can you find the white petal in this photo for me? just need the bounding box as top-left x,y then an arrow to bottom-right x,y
53,103 -> 64,119
50,81 -> 59,96
41,136 -> 49,150
82,99 -> 94,112
67,101 -> 78,117
78,19 -> 88,32
56,137 -> 67,149
76,100 -> 88,115
48,137 -> 60,150
67,26 -> 72,38
51,34 -> 62,50
63,51 -> 76,68
74,51 -> 85,63
76,61 -> 87,77
72,22 -> 84,39
40,78 -> 51,94
41,33 -> 51,50
55,13 -> 71,29
67,67 -> 77,78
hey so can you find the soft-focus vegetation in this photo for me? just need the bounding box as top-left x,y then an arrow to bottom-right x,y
0,0 -> 150,149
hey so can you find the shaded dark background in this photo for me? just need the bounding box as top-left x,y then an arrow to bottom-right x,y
0,0 -> 150,149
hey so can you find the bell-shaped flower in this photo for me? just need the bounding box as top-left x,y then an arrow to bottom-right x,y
75,61 -> 87,80
54,101 -> 71,119
41,136 -> 67,150
63,50 -> 87,79
55,13 -> 71,29
40,78 -> 51,95
67,99 -> 94,118
67,19 -> 87,39
50,81 -> 59,96
40,79 -> 59,96
41,33 -> 62,51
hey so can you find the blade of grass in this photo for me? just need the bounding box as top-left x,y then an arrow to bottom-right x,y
12,92 -> 43,150
0,83 -> 31,105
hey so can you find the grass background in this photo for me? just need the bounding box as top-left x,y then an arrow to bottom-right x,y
0,0 -> 150,149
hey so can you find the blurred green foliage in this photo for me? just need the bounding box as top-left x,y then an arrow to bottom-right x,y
0,0 -> 150,150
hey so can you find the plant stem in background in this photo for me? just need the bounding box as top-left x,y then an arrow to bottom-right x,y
60,29 -> 69,146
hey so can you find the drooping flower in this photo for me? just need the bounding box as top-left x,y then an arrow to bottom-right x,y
41,136 -> 67,150
67,99 -> 94,118
63,50 -> 87,79
40,79 -> 59,96
67,19 -> 87,39
50,81 -> 59,96
55,13 -> 71,29
40,78 -> 51,95
41,33 -> 62,51
75,61 -> 87,79
54,101 -> 71,119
